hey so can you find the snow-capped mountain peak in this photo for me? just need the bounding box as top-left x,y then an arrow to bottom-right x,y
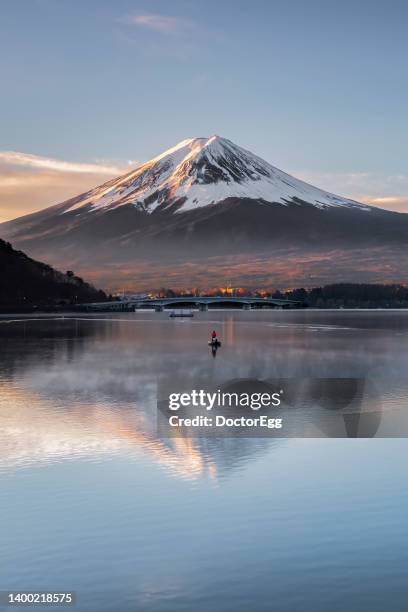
62,135 -> 369,215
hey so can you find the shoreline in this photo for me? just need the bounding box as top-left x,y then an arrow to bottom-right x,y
2,307 -> 408,321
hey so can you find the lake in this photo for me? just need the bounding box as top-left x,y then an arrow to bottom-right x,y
1,310 -> 408,611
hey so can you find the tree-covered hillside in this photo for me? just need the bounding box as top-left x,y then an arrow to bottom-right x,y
0,239 -> 106,310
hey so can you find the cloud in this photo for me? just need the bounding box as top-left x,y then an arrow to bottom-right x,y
0,151 -> 136,223
357,196 -> 408,213
116,11 -> 224,60
295,169 -> 408,213
0,151 -> 126,175
123,13 -> 195,35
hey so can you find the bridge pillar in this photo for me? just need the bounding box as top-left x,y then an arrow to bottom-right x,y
199,303 -> 208,311
155,305 -> 164,312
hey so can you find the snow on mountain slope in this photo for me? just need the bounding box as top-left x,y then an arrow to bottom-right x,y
62,136 -> 370,215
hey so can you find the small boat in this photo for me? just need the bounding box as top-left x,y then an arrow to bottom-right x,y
169,309 -> 194,318
208,339 -> 222,347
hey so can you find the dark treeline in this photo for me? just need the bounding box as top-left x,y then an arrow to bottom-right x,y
0,239 -> 107,311
157,283 -> 408,308
281,283 -> 408,308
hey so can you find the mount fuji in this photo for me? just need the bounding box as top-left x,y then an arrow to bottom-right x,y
1,136 -> 408,290
45,135 -> 369,214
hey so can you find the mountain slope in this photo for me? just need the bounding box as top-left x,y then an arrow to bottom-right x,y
0,239 -> 106,309
10,136 -> 370,219
1,135 -> 408,291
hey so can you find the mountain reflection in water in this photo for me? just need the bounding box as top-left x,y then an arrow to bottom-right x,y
1,311 -> 408,478
2,312 -> 408,612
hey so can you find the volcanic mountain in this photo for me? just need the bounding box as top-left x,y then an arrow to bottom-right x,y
1,136 -> 408,290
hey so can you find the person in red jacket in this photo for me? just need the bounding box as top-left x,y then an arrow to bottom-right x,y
209,329 -> 220,356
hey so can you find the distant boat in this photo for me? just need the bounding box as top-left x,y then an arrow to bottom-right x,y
169,309 -> 194,318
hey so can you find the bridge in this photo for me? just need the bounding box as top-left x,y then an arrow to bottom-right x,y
79,296 -> 304,312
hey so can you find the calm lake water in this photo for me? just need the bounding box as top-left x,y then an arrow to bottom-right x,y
1,310 -> 408,611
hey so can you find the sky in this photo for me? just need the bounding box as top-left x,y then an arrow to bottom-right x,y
0,0 -> 408,222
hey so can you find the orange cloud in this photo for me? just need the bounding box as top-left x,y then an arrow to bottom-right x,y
0,151 -> 135,223
295,170 -> 408,213
358,196 -> 408,213
0,151 -> 125,175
